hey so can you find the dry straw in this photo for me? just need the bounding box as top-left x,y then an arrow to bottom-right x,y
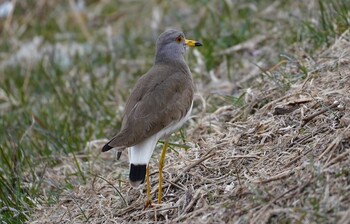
32,31 -> 350,224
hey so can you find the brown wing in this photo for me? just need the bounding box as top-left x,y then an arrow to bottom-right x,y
106,64 -> 193,148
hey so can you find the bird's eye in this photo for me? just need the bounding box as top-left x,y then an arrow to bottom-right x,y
175,35 -> 183,43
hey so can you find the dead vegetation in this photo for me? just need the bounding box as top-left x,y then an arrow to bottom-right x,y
30,30 -> 350,223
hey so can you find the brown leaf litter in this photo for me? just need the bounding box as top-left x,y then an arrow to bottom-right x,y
31,31 -> 350,223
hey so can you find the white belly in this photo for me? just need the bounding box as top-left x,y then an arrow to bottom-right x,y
129,101 -> 193,165
156,101 -> 193,140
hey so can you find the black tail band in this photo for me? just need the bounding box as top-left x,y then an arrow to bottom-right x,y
129,164 -> 146,183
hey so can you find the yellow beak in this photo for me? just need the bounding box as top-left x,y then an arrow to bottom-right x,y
185,39 -> 203,47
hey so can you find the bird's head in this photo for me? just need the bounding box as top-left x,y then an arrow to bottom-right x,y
155,29 -> 202,64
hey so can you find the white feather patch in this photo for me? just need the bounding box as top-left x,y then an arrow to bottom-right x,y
129,101 -> 193,165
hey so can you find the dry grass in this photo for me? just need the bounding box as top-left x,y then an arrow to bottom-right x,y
2,1 -> 349,223
30,31 -> 350,223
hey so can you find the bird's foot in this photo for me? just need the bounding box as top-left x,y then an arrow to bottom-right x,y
144,199 -> 153,209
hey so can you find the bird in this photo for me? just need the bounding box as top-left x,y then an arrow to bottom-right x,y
102,29 -> 202,205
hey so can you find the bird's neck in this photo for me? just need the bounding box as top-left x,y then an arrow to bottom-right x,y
154,48 -> 186,65
154,58 -> 190,75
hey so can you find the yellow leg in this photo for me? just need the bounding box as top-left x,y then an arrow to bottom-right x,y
145,165 -> 152,207
158,141 -> 168,204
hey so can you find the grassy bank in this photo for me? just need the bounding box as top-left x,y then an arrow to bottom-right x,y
0,0 -> 349,223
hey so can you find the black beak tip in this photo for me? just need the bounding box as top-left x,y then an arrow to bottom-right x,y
195,42 -> 203,47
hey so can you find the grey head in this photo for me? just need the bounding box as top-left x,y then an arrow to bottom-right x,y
155,29 -> 202,64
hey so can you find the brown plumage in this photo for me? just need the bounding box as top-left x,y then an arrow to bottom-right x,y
102,29 -> 202,187
105,64 -> 193,149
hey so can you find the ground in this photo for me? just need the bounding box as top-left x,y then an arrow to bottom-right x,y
31,30 -> 350,224
0,1 -> 350,224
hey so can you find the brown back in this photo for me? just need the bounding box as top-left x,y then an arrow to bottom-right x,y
108,62 -> 194,148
